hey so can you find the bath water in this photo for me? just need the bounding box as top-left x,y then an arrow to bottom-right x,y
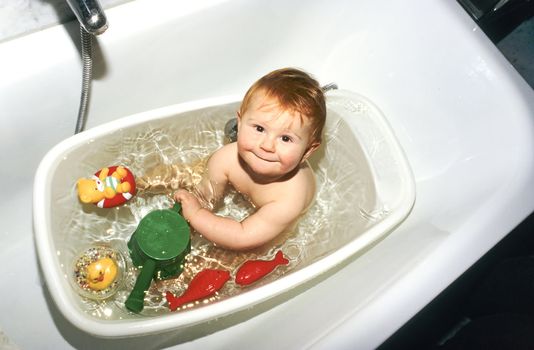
55,100 -> 378,319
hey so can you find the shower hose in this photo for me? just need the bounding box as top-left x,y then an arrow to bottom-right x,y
74,26 -> 93,134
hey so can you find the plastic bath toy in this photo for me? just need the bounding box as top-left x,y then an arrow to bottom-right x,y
77,165 -> 136,208
165,269 -> 230,311
125,202 -> 191,313
235,250 -> 289,286
71,245 -> 125,300
86,257 -> 118,290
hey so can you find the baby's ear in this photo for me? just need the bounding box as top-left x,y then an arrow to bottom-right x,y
302,141 -> 321,161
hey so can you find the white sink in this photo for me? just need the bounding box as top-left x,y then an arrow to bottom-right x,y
1,0 -> 533,348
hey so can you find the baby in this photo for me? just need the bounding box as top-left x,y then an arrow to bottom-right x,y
175,68 -> 326,250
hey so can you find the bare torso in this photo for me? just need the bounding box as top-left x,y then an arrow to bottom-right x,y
216,143 -> 315,214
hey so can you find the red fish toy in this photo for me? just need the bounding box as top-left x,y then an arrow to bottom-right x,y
235,250 -> 289,286
166,269 -> 230,311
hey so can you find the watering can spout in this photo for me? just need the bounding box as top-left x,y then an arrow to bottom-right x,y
125,259 -> 156,313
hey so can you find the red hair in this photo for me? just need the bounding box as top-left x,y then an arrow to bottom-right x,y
239,68 -> 326,143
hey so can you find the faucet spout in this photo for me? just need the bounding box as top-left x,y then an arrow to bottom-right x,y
66,0 -> 108,35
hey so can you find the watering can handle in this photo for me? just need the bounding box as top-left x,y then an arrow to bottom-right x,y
125,258 -> 157,313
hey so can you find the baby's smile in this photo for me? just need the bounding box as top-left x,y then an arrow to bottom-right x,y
253,152 -> 278,163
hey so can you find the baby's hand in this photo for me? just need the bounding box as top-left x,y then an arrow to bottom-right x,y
174,189 -> 202,222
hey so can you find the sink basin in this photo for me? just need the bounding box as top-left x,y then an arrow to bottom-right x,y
1,0 -> 533,348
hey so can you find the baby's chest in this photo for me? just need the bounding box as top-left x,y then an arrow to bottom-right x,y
229,181 -> 271,207
227,175 -> 280,207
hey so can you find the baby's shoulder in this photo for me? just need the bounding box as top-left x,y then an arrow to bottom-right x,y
209,143 -> 238,167
291,162 -> 316,186
271,165 -> 316,203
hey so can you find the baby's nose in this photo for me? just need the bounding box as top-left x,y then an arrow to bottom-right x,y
260,137 -> 276,152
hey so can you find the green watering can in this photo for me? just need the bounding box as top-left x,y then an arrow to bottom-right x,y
125,202 -> 191,313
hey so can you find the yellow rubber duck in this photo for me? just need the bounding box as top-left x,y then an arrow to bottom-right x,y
86,257 -> 118,290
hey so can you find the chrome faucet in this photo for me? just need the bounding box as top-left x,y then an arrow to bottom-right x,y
66,0 -> 108,35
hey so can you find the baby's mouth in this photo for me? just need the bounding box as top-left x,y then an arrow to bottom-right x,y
253,153 -> 277,162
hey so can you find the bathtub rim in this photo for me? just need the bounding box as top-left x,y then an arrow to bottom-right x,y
33,93 -> 416,337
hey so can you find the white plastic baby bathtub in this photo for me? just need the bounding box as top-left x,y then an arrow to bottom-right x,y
33,90 -> 415,337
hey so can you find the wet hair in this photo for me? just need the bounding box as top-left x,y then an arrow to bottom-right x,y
239,68 -> 326,144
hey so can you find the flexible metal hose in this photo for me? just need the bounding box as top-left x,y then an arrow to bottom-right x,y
74,26 -> 93,134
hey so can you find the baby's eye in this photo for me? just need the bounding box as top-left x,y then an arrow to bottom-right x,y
281,135 -> 292,143
255,125 -> 264,132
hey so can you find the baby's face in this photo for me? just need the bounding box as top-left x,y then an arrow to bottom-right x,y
237,91 -> 317,180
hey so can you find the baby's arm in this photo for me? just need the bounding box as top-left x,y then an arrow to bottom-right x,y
175,190 -> 300,250
193,145 -> 231,207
